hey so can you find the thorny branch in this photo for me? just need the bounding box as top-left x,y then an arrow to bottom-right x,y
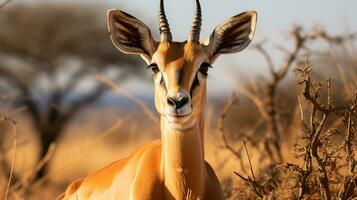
231,57 -> 356,199
296,63 -> 333,200
296,62 -> 357,200
232,26 -> 357,169
234,26 -> 310,163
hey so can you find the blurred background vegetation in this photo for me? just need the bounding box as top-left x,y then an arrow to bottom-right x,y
0,0 -> 356,199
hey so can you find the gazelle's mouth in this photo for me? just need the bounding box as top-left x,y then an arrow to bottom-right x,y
166,113 -> 191,118
165,112 -> 192,124
164,112 -> 197,130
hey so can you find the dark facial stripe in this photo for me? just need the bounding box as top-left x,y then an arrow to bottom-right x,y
160,73 -> 166,89
178,69 -> 184,85
190,74 -> 200,97
172,69 -> 185,86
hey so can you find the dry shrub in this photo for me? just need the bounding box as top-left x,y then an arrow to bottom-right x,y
220,26 -> 357,199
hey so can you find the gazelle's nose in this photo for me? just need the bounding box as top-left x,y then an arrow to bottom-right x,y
165,91 -> 192,116
167,96 -> 189,109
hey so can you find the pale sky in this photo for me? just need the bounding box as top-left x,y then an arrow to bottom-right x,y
20,0 -> 357,95
102,0 -> 357,95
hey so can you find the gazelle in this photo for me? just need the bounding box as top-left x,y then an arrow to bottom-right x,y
58,0 -> 257,199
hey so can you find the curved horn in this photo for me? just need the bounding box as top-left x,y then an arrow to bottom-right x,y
188,0 -> 202,42
159,0 -> 172,42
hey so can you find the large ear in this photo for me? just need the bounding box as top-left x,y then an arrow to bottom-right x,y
107,9 -> 157,63
205,11 -> 257,63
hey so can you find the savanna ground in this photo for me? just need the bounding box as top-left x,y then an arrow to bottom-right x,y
1,1 -> 357,200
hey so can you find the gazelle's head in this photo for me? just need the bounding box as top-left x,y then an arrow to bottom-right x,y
108,0 -> 257,129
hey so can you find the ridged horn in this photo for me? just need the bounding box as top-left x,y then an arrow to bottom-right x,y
188,0 -> 202,42
159,0 -> 172,42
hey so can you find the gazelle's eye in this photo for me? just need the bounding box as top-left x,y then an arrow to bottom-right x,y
147,63 -> 160,74
199,62 -> 212,77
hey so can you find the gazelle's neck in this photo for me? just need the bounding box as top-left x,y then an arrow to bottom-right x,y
161,114 -> 205,199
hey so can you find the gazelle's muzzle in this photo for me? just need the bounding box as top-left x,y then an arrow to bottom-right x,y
165,90 -> 192,118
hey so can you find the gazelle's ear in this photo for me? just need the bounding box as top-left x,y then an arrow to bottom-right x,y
205,11 -> 257,64
107,9 -> 158,63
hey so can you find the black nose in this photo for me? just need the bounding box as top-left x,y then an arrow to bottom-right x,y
167,96 -> 189,109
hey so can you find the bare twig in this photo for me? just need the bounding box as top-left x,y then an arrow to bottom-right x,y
234,142 -> 267,199
84,118 -> 127,146
217,93 -> 241,156
12,143 -> 56,194
231,135 -> 271,199
338,93 -> 357,200
328,44 -> 353,95
253,44 -> 275,75
217,93 -> 248,173
0,0 -> 11,9
96,75 -> 159,125
0,114 -> 17,200
243,140 -> 256,182
312,28 -> 357,96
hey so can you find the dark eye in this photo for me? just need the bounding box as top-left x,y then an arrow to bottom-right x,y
147,63 -> 160,74
199,63 -> 212,76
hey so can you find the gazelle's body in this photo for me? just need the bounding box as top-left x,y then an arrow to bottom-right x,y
59,117 -> 222,200
58,1 -> 257,199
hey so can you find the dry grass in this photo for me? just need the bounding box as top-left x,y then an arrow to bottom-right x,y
0,108 -> 247,199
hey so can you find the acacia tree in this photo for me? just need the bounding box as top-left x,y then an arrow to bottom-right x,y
0,3 -> 142,179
